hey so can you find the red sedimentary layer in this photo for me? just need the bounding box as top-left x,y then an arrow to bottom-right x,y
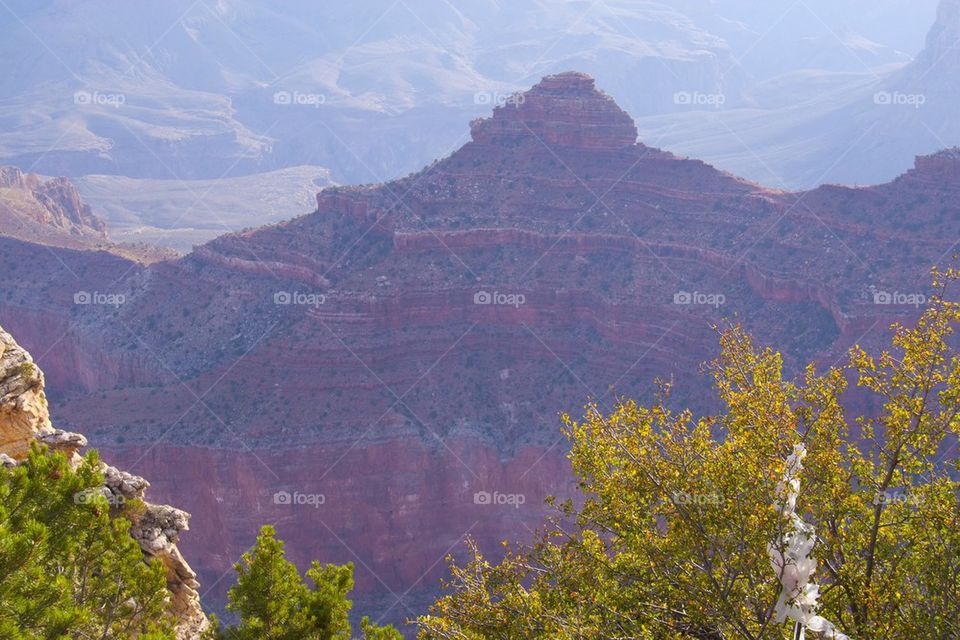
100,438 -> 573,622
469,71 -> 638,150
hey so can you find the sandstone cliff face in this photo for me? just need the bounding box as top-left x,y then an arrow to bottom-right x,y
0,72 -> 956,628
0,166 -> 173,264
0,166 -> 107,240
0,328 -> 52,459
0,325 -> 208,640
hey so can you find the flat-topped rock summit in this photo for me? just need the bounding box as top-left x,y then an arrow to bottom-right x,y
469,71 -> 639,151
893,148 -> 960,184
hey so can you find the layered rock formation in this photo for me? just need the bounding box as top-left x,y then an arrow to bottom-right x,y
469,72 -> 638,150
0,72 -> 956,628
0,325 -> 208,640
0,166 -> 106,238
0,165 -> 174,262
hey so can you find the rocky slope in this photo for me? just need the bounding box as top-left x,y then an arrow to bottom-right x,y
0,165 -> 106,242
0,71 -> 956,628
0,325 -> 208,640
0,165 -> 175,262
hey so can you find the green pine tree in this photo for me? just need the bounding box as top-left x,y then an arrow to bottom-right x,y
210,525 -> 402,640
0,445 -> 174,638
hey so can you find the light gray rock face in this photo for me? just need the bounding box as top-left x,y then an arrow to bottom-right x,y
0,326 -> 53,459
38,427 -> 88,455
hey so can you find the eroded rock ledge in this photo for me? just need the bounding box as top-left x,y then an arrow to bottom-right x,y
0,324 -> 208,640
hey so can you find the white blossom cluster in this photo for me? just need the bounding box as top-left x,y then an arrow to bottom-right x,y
768,443 -> 849,640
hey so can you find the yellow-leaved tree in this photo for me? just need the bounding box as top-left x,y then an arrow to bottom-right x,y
418,268 -> 960,640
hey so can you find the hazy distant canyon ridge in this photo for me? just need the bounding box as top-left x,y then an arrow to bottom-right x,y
0,0 -> 952,193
